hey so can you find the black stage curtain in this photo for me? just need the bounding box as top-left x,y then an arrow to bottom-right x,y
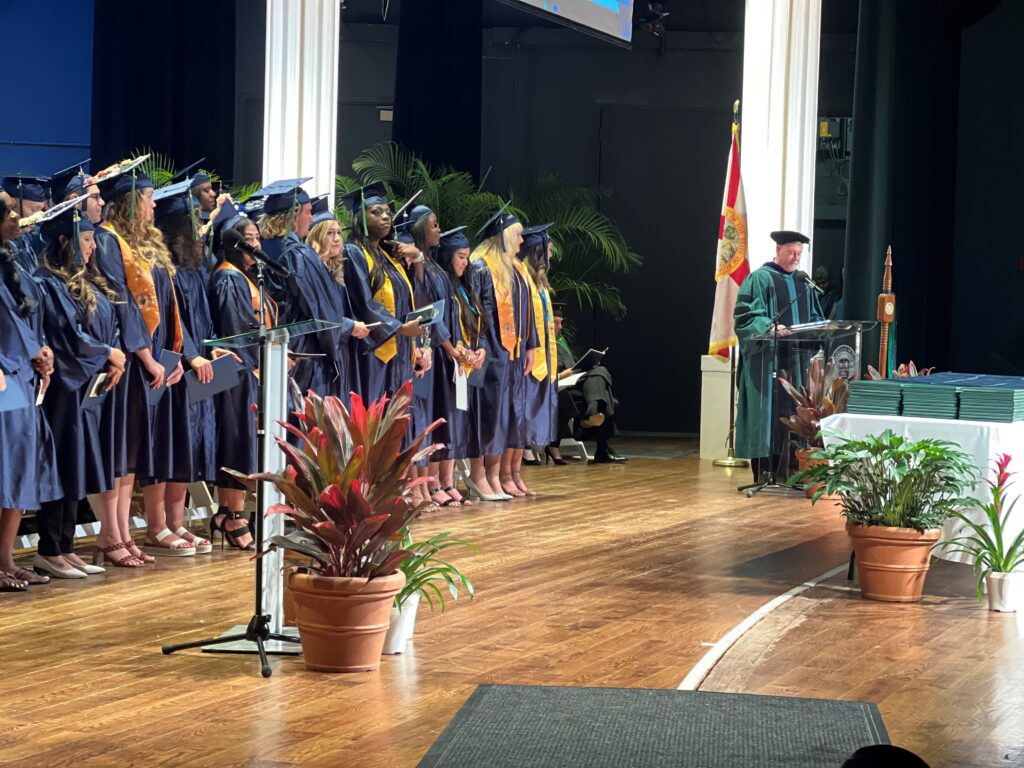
392,0 -> 482,175
91,0 -> 237,179
842,0 -> 1000,370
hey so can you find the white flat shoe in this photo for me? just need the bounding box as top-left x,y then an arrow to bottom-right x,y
32,554 -> 87,579
65,558 -> 105,575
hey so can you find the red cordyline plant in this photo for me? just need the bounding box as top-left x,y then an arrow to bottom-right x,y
778,356 -> 849,447
942,453 -> 1024,600
227,381 -> 443,578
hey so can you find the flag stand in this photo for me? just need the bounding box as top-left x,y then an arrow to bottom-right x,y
713,345 -> 748,468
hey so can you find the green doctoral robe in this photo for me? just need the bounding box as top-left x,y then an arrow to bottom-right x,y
733,263 -> 824,458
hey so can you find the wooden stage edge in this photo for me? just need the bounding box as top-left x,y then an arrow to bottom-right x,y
2,438 -> 1020,768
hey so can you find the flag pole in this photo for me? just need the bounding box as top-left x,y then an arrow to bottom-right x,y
714,100 -> 749,469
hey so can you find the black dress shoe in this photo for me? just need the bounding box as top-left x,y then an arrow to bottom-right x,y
589,451 -> 628,464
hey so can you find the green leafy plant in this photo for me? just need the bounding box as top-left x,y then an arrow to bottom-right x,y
347,142 -> 641,318
790,429 -> 978,531
778,356 -> 849,446
395,530 -> 476,611
942,454 -> 1024,599
227,381 -> 443,578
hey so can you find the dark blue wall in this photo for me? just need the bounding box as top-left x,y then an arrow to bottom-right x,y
0,1 -> 95,175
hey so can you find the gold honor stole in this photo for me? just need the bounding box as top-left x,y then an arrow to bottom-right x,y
101,224 -> 183,353
216,261 -> 277,329
523,269 -> 556,383
485,253 -> 521,359
456,288 -> 482,377
362,246 -> 413,363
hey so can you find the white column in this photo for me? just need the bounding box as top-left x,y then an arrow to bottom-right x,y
263,0 -> 341,204
740,0 -> 822,271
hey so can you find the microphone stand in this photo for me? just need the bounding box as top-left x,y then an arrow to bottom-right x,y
737,281 -> 821,498
162,256 -> 301,677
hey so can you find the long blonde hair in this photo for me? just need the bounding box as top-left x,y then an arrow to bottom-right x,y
469,221 -> 522,299
306,219 -> 345,284
105,191 -> 176,277
258,210 -> 293,240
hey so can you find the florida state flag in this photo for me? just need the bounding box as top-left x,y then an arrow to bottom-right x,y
708,121 -> 750,357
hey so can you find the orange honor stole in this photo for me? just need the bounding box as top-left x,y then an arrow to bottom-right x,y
101,224 -> 184,353
485,253 -> 523,360
363,246 -> 413,363
216,261 -> 277,328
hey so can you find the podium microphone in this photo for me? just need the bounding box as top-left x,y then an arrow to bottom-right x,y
794,270 -> 823,293
222,228 -> 289,279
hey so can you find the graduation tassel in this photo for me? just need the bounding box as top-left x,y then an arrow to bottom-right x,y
285,188 -> 297,236
72,209 -> 83,266
361,191 -> 369,237
129,169 -> 137,222
187,192 -> 198,240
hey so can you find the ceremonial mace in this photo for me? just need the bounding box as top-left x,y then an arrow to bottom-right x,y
713,100 -> 748,469
876,246 -> 895,378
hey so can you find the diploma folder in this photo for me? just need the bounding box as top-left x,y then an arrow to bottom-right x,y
405,299 -> 444,327
148,350 -> 183,406
570,347 -> 607,373
82,372 -> 110,411
184,355 -> 243,405
0,376 -> 30,413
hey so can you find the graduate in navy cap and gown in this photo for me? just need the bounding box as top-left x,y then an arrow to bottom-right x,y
154,180 -> 242,555
34,202 -> 128,576
1,174 -> 51,272
304,195 -> 369,406
734,230 -> 825,482
255,179 -> 356,402
0,190 -> 61,587
206,205 -> 267,550
340,184 -> 428,407
519,224 -> 558,452
93,163 -> 193,561
468,206 -> 538,500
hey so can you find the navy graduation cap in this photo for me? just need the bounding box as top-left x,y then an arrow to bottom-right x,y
49,158 -> 92,202
338,182 -> 391,236
97,166 -> 154,202
169,158 -> 209,188
521,222 -> 553,247
310,194 -> 336,226
153,179 -> 197,221
31,194 -> 95,264
253,177 -> 312,216
476,200 -> 519,249
2,173 -> 50,204
438,225 -> 470,251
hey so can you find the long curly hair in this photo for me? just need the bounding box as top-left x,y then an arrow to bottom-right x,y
307,219 -> 345,285
157,212 -> 203,270
520,238 -> 552,292
0,192 -> 36,317
105,191 -> 176,277
40,235 -> 120,320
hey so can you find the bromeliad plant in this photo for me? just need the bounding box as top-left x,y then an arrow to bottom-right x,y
229,382 -> 443,578
778,356 -> 849,447
942,454 -> 1024,599
395,530 -> 477,612
791,429 -> 978,531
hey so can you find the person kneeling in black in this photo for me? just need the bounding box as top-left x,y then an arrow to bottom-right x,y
551,306 -> 626,464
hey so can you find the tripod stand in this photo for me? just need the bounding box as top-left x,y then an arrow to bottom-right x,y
162,258 -> 301,678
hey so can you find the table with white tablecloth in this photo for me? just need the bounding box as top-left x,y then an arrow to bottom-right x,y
819,413 -> 1024,564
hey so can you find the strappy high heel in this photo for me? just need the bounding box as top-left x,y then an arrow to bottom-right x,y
209,508 -> 256,551
444,486 -> 472,507
92,542 -> 144,568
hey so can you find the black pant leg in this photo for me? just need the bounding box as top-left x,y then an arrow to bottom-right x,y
36,499 -> 65,557
60,499 -> 80,554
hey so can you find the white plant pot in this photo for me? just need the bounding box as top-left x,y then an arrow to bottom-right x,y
380,592 -> 422,654
401,591 -> 421,641
381,607 -> 407,655
986,571 -> 1023,613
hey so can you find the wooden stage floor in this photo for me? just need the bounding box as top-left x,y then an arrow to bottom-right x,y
1,439 -> 1020,767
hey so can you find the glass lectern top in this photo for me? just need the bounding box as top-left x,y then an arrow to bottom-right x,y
750,320 -> 877,342
207,319 -> 344,349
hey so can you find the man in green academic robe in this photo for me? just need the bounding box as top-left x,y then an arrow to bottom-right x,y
733,231 -> 824,482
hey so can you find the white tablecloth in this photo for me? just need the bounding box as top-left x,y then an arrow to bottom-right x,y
820,413 -> 1024,564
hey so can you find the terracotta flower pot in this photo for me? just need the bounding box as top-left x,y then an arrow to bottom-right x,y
286,569 -> 405,672
796,447 -> 830,499
846,523 -> 941,602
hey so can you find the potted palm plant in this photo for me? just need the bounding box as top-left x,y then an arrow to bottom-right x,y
778,356 -> 849,497
791,429 -> 977,602
941,454 -> 1024,612
234,382 -> 442,672
382,530 -> 476,655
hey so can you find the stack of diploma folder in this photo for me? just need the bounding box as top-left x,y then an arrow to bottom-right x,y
846,379 -> 904,416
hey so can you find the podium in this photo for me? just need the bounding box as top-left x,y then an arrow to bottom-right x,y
162,318 -> 341,675
743,320 -> 876,496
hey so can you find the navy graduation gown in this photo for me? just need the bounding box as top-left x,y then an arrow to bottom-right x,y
208,266 -> 260,489
0,273 -> 61,509
92,228 -> 156,478
37,274 -> 119,499
342,242 -> 411,406
414,260 -> 459,459
262,234 -> 353,400
174,265 -> 217,482
9,232 -> 41,273
526,286 -> 557,447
